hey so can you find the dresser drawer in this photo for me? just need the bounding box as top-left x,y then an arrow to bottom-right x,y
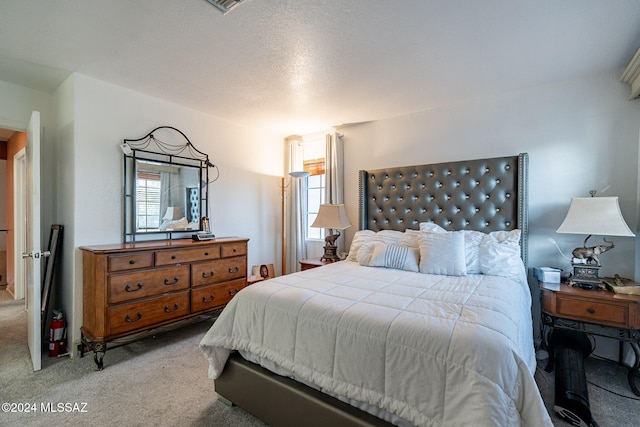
191,279 -> 246,313
556,296 -> 628,327
109,253 -> 154,272
108,265 -> 190,304
221,242 -> 247,258
156,246 -> 220,265
108,291 -> 190,335
192,256 -> 247,287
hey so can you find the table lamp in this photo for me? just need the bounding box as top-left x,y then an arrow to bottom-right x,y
556,192 -> 635,289
311,204 -> 351,262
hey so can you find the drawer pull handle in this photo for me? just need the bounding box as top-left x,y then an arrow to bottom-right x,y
233,248 -> 237,252
164,277 -> 179,286
171,255 -> 177,260
204,252 -> 209,256
129,260 -> 136,265
202,295 -> 215,303
587,308 -> 596,314
229,266 -> 239,273
125,283 -> 143,292
202,270 -> 215,278
228,288 -> 240,297
125,312 -> 143,323
164,303 -> 179,313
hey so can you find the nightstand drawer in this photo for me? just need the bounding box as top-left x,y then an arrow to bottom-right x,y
556,296 -> 627,327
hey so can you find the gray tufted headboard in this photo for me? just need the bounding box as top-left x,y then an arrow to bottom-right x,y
358,153 -> 529,266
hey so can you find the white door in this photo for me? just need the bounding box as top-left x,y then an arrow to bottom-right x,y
25,111 -> 42,371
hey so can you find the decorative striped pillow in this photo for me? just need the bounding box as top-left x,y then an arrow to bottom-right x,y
356,242 -> 419,272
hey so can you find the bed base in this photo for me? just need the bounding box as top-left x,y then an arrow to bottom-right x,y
215,353 -> 394,427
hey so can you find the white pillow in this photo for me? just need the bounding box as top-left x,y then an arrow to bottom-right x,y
479,229 -> 524,282
357,242 -> 419,272
418,231 -> 466,276
370,229 -> 405,245
159,217 -> 189,230
461,230 -> 485,274
346,230 -> 375,262
398,229 -> 421,248
419,222 -> 447,233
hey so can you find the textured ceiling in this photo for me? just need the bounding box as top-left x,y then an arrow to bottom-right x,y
1,0 -> 639,135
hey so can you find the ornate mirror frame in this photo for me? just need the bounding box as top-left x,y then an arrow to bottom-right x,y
122,126 -> 214,242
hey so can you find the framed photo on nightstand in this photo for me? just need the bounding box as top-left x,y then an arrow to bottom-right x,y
252,263 -> 275,280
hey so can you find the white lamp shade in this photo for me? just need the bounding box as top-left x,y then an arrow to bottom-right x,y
163,207 -> 183,220
556,196 -> 635,237
311,204 -> 351,230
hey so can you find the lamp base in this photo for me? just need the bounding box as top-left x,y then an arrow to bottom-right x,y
320,245 -> 340,263
570,263 -> 602,290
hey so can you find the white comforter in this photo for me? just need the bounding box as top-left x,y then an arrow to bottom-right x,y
200,261 -> 552,427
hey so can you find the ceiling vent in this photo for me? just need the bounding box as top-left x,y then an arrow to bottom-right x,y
621,45 -> 640,99
204,0 -> 247,14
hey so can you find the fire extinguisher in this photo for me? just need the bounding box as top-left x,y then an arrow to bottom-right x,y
49,310 -> 65,357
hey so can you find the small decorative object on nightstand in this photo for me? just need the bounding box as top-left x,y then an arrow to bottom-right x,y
299,258 -> 336,271
556,191 -> 635,289
539,280 -> 640,396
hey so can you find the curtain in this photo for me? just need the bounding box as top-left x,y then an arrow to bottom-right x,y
284,136 -> 307,274
325,132 -> 344,205
325,131 -> 347,255
159,171 -> 172,222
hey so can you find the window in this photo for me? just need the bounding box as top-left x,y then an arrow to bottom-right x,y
301,137 -> 326,240
306,172 -> 325,239
136,171 -> 161,230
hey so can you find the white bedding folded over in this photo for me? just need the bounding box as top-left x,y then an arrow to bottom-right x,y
200,261 -> 552,427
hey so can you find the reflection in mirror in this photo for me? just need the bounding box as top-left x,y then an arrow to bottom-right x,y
135,159 -> 201,233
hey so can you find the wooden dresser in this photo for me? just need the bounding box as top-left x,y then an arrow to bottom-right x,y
81,237 -> 248,370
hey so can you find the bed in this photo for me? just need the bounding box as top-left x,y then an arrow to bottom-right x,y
200,153 -> 552,426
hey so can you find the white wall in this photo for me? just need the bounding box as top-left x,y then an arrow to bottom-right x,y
55,74 -> 284,350
338,71 -> 640,356
0,80 -> 56,249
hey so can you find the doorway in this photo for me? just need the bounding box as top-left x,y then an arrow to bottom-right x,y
0,128 -> 27,301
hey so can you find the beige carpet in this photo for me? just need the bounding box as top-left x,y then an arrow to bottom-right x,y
2,289 -> 639,426
0,291 -> 267,426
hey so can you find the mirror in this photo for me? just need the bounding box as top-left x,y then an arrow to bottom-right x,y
134,159 -> 202,233
122,126 -> 212,242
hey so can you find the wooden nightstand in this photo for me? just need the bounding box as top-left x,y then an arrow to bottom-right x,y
299,258 -> 337,271
539,280 -> 640,395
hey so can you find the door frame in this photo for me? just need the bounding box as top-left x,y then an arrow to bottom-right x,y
13,147 -> 26,301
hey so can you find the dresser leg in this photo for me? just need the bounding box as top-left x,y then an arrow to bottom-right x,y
94,351 -> 105,371
628,341 -> 640,396
82,337 -> 107,371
